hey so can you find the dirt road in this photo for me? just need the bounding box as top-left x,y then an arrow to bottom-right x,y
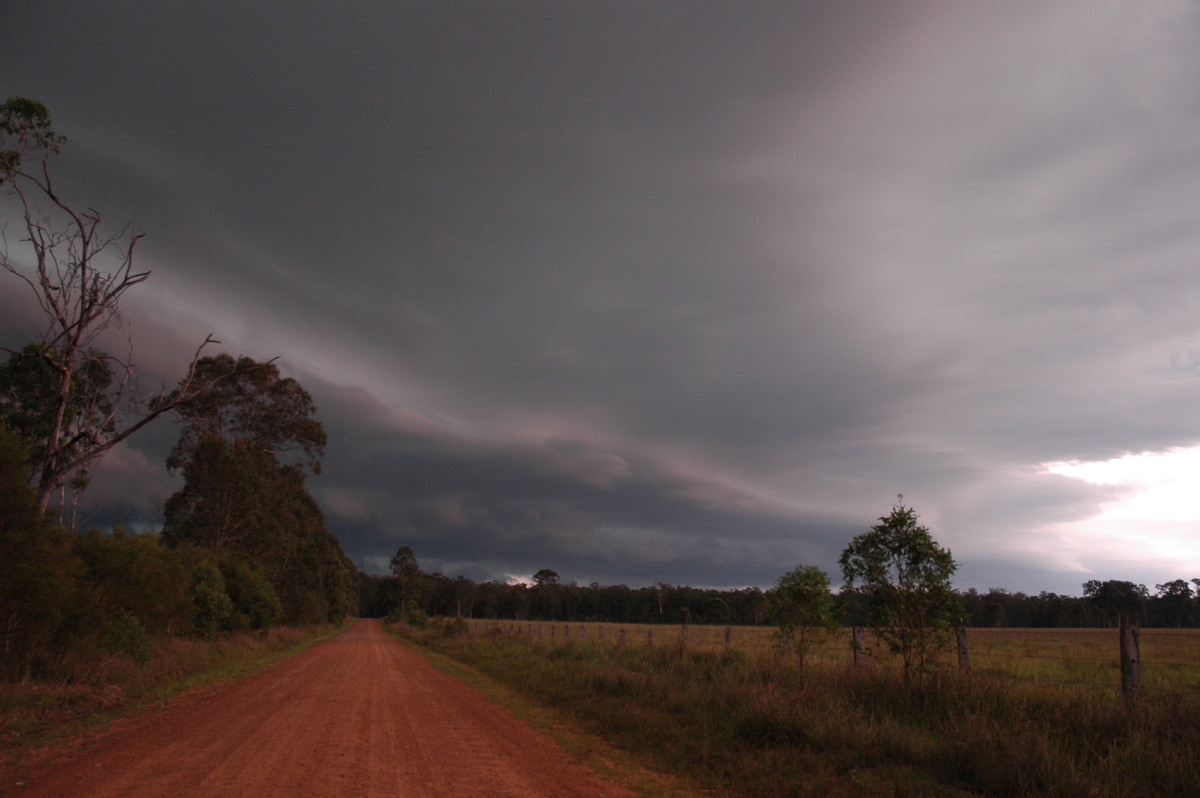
8,620 -> 634,797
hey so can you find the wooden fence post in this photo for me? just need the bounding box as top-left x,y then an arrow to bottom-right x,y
647,629 -> 654,647
956,627 -> 971,676
725,625 -> 733,651
851,627 -> 867,671
1120,620 -> 1140,703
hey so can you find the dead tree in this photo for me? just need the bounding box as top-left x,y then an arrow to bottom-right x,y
1,97 -> 227,520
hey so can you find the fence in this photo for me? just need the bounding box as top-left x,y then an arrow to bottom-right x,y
464,619 -> 1199,702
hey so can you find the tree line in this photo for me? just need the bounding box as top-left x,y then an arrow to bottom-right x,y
364,544 -> 1200,631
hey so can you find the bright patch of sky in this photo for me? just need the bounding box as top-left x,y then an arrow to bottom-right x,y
1042,448 -> 1200,576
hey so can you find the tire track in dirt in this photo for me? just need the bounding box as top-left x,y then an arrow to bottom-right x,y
6,620 -> 633,797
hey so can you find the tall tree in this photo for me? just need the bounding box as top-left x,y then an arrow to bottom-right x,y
388,545 -> 422,616
839,498 -> 959,682
163,353 -> 325,475
162,354 -> 353,623
1,97 -> 224,517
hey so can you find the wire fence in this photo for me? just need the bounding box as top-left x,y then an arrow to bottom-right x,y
464,619 -> 1200,700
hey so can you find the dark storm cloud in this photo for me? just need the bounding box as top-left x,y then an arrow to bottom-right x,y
5,1 -> 1200,593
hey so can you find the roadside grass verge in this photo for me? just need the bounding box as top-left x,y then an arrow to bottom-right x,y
401,624 -> 1200,798
0,621 -> 347,754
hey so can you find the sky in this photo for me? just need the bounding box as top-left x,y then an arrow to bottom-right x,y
3,0 -> 1199,595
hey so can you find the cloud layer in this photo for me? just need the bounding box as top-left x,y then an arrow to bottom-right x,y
4,1 -> 1200,593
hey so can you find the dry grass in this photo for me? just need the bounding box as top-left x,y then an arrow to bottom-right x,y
409,622 -> 1200,797
0,623 -> 344,753
475,621 -> 1200,695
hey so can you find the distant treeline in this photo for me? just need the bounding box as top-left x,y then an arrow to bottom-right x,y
359,564 -> 1200,629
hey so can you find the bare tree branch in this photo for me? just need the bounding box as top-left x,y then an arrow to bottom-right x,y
1,96 -> 226,519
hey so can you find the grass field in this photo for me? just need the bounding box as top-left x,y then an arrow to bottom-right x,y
470,620 -> 1200,696
407,620 -> 1200,797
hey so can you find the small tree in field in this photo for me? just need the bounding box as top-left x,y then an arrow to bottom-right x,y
770,564 -> 837,671
839,497 -> 959,682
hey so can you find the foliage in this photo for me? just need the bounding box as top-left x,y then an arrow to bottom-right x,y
74,526 -> 193,636
189,562 -> 236,640
532,568 -> 560,586
163,353 -> 325,476
388,545 -> 421,616
0,430 -> 82,679
839,499 -> 959,681
2,97 -> 223,517
162,359 -> 355,625
104,610 -> 151,663
0,96 -> 64,180
219,553 -> 283,631
1083,579 -> 1149,625
769,564 -> 837,669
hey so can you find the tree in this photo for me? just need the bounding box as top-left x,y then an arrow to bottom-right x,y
839,498 -> 959,682
162,355 -> 353,623
388,545 -> 422,618
0,343 -> 119,524
1082,579 -> 1148,626
531,569 -> 562,620
1,97 -> 224,517
532,568 -> 560,587
0,429 -> 82,678
162,353 -> 325,554
770,564 -> 838,670
163,353 -> 325,476
1152,579 -> 1196,628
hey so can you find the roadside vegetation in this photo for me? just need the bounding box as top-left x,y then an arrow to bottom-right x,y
403,622 -> 1199,797
1,97 -> 358,753
0,623 -> 343,754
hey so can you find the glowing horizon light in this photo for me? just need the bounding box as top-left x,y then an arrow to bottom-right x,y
1040,447 -> 1200,571
1044,447 -> 1200,522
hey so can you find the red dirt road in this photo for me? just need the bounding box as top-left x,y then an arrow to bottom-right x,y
8,620 -> 634,797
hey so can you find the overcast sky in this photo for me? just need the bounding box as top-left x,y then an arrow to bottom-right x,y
3,0 -> 1200,594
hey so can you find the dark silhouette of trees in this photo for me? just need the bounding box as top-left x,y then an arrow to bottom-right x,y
162,354 -> 355,623
0,429 -> 81,678
1,97 -> 225,519
1082,579 -> 1148,626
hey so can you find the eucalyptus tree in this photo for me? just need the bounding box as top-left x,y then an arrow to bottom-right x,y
839,498 -> 959,681
162,354 -> 355,623
1,97 -> 225,519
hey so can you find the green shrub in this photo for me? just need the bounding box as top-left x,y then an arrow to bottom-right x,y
190,562 -> 235,639
104,610 -> 151,663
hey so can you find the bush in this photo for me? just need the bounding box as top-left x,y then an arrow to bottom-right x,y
104,610 -> 151,663
219,554 -> 283,630
0,430 -> 83,679
190,562 -> 235,639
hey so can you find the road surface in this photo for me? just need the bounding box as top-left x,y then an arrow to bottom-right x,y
7,620 -> 634,797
